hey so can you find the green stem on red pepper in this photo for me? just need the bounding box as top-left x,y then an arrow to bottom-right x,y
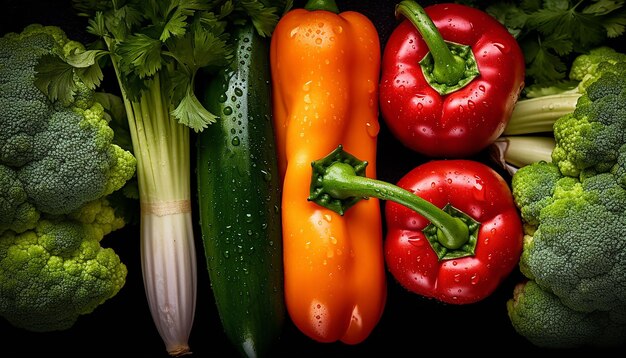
309,145 -> 480,259
395,0 -> 479,95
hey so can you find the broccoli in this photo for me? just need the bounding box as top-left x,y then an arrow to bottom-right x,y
0,198 -> 128,332
0,24 -> 136,231
508,158 -> 626,348
552,61 -> 626,177
490,47 -> 626,175
0,24 -> 135,332
507,281 -> 626,349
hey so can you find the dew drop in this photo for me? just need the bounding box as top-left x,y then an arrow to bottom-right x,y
470,274 -> 479,285
261,170 -> 272,182
407,236 -> 425,247
366,121 -> 380,137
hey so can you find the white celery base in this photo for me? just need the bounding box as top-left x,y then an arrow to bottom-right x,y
140,211 -> 197,356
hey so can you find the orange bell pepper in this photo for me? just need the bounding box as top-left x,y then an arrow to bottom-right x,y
270,0 -> 386,344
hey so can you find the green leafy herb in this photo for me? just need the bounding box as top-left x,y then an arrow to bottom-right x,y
484,0 -> 626,86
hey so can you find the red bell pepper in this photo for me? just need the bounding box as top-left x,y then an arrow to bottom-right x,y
309,146 -> 523,304
383,159 -> 524,304
379,1 -> 525,158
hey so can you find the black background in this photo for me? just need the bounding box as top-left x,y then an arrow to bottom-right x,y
1,0 -> 624,357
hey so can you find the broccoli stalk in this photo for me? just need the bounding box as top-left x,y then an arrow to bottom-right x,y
503,92 -> 582,136
489,47 -> 626,173
489,136 -> 555,176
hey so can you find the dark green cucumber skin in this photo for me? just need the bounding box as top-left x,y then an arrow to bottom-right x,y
196,24 -> 285,357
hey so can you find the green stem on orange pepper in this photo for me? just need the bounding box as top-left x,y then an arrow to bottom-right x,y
309,145 -> 479,258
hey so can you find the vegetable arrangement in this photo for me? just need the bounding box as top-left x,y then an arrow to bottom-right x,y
43,1 -> 234,354
2,0 -> 626,356
308,146 -> 523,304
492,46 -> 626,174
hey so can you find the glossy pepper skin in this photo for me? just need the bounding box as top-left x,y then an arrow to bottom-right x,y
379,1 -> 525,158
384,159 -> 523,304
270,0 -> 386,344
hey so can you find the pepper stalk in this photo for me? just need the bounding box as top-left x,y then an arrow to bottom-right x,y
309,146 -> 480,260
395,0 -> 479,95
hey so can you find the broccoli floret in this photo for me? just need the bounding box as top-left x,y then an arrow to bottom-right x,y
0,24 -> 136,230
511,161 -> 561,226
507,281 -> 626,348
0,25 -> 135,333
551,61 -> 626,177
509,159 -> 626,348
0,198 -> 127,332
569,46 -> 626,91
0,165 -> 39,234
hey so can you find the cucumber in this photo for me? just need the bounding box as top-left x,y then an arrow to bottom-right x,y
196,24 -> 285,357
